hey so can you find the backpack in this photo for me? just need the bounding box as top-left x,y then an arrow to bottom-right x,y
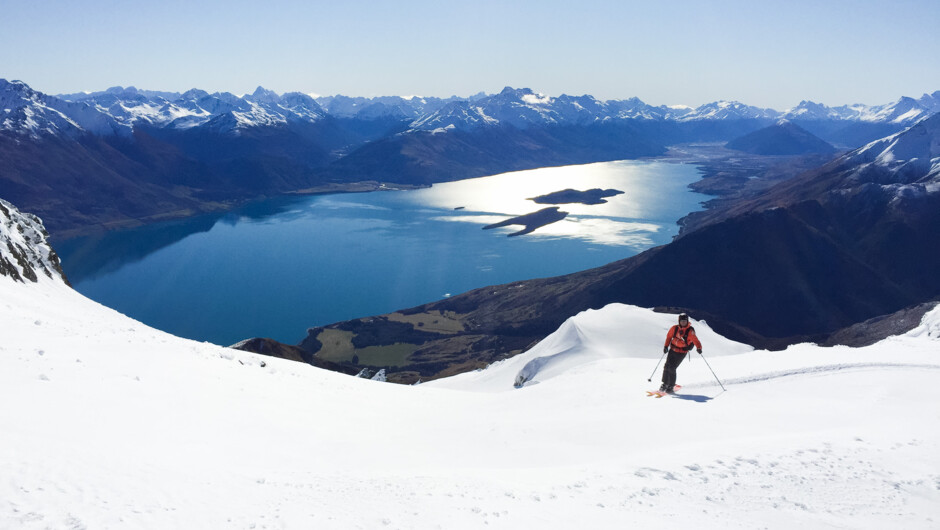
669,325 -> 695,353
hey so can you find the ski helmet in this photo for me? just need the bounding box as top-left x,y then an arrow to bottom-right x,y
678,313 -> 689,323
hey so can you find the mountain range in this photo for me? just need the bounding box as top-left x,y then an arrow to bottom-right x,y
37,83 -> 940,134
3,78 -> 939,235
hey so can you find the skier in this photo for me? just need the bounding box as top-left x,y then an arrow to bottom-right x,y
660,313 -> 702,394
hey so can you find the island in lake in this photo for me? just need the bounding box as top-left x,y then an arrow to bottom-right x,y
483,207 -> 569,237
529,188 -> 624,205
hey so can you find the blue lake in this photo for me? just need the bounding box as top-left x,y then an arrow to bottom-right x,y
56,160 -> 708,346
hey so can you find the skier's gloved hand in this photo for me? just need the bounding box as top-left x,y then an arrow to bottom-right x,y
663,346 -> 668,354
697,348 -> 703,354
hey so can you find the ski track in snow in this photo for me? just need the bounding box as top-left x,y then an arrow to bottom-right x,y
689,361 -> 940,389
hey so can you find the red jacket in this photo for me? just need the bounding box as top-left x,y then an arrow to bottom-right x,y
664,324 -> 702,353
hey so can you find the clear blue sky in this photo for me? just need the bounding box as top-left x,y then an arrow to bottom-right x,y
2,0 -> 938,109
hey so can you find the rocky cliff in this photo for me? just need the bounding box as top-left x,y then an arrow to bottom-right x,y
0,199 -> 69,285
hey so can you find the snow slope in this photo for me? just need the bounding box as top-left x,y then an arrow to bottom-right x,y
844,112 -> 940,189
3,275 -> 940,528
2,199 -> 940,530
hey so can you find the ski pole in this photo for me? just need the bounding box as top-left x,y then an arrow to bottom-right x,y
647,351 -> 668,382
698,351 -> 726,391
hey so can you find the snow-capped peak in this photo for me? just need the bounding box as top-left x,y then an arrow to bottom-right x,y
840,112 -> 940,195
520,92 -> 553,106
246,86 -> 281,104
678,100 -> 781,121
862,96 -> 931,124
919,90 -> 940,111
412,87 -> 594,131
49,84 -> 328,132
409,100 -> 499,131
1,78 -> 130,138
853,112 -> 940,160
781,100 -> 850,121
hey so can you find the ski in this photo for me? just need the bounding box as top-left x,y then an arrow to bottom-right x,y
646,384 -> 681,398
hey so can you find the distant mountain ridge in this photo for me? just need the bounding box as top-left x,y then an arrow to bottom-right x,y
781,93 -> 940,123
55,84 -> 329,131
26,81 -> 940,137
3,78 -> 939,235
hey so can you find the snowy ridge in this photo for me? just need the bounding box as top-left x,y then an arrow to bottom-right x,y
783,92 -> 940,124
410,100 -> 501,131
511,308 -> 753,387
3,78 -> 930,139
844,112 -> 940,191
425,305 -> 753,392
0,199 -> 67,284
35,83 -> 327,133
407,90 -> 780,131
315,94 -> 458,119
410,90 -> 938,132
160,87 -> 327,131
861,96 -> 934,124
607,97 -> 693,120
0,79 -> 129,138
480,87 -> 568,129
411,87 -> 569,131
782,100 -> 852,121
676,100 -> 780,121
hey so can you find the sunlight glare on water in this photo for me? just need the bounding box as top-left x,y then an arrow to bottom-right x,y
403,161 -> 695,246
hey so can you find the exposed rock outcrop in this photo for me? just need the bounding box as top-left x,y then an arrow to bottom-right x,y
0,199 -> 69,285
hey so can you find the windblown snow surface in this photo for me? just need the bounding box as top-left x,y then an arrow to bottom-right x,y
2,275 -> 939,529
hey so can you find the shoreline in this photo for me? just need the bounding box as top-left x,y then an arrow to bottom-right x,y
50,181 -> 430,242
663,145 -> 842,236
48,147 -> 818,242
